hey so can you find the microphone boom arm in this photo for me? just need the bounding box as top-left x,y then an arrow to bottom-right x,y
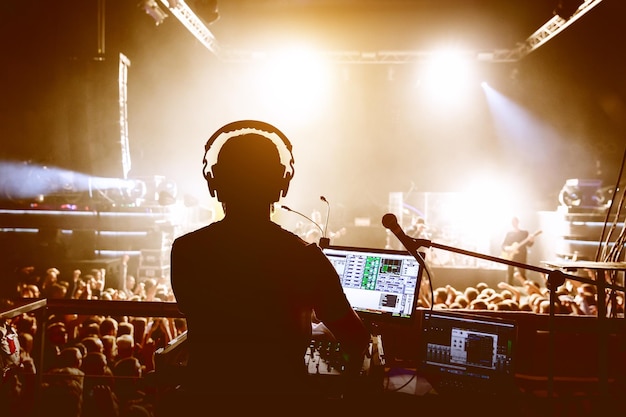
383,212 -> 620,291
410,238 -> 621,292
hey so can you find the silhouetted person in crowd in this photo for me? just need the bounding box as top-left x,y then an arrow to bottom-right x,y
170,120 -> 370,412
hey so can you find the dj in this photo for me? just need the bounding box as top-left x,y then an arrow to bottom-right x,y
170,120 -> 370,411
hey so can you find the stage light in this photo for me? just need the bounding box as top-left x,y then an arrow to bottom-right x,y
142,0 -> 169,26
252,48 -> 331,118
128,179 -> 148,200
558,178 -> 603,209
554,0 -> 585,20
424,51 -> 472,84
416,49 -> 476,104
157,178 -> 178,206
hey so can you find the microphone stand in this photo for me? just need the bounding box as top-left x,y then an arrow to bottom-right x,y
401,236 -> 625,401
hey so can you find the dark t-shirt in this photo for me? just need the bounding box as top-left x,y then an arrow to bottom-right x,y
170,218 -> 353,398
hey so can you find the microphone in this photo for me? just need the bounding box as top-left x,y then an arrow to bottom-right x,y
382,213 -> 431,254
319,196 -> 331,249
382,213 -> 428,298
320,196 -> 330,239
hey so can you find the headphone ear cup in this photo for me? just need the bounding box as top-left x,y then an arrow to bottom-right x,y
205,167 -> 217,198
280,172 -> 292,198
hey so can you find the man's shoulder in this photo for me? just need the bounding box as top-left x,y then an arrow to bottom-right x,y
173,223 -> 220,246
270,224 -> 322,251
269,222 -> 308,243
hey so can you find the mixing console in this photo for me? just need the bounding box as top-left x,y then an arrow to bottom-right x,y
305,334 -> 385,376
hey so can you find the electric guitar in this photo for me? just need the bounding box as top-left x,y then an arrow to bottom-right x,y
501,230 -> 542,260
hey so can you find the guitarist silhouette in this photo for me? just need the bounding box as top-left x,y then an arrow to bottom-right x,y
501,216 -> 541,285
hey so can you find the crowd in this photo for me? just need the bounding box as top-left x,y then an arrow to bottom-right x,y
1,258 -> 622,417
417,270 -> 623,316
2,262 -> 183,417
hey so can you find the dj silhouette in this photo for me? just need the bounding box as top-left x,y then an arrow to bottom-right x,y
170,120 -> 369,411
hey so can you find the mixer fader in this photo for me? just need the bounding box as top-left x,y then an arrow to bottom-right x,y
305,334 -> 385,377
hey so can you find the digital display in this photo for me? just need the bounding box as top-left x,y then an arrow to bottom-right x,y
323,245 -> 422,322
419,310 -> 517,395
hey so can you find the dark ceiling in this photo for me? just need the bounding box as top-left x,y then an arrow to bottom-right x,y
1,0 -> 625,212
1,1 -> 610,63
1,1 -> 622,87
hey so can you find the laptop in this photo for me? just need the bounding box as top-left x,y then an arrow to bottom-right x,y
418,309 -> 518,396
322,245 -> 423,324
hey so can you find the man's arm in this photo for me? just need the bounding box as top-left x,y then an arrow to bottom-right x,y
322,308 -> 371,375
305,244 -> 371,374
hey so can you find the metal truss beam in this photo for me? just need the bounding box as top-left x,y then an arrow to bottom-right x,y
220,49 -> 521,65
157,0 -> 221,57
508,0 -> 604,61
157,0 -> 602,64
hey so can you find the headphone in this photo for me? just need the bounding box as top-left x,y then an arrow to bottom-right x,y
202,120 -> 295,200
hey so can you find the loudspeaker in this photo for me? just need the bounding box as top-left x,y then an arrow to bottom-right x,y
69,230 -> 97,260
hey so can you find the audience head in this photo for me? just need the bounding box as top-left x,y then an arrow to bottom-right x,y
46,321 -> 68,347
454,295 -> 469,308
464,287 -> 479,302
469,299 -> 488,310
433,287 -> 447,304
113,356 -> 142,379
57,346 -> 83,369
116,334 -> 135,360
81,352 -> 108,376
81,336 -> 104,354
117,321 -> 134,337
101,334 -> 118,363
99,317 -> 118,337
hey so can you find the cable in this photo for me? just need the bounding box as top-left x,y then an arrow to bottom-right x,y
385,368 -> 418,392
